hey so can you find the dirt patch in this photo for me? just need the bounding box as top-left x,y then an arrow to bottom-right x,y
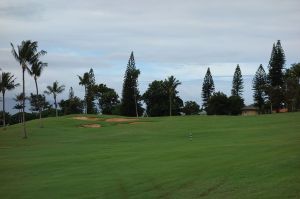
73,116 -> 103,121
80,124 -> 101,128
105,118 -> 139,122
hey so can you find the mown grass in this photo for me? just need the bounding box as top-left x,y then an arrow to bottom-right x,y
0,113 -> 300,198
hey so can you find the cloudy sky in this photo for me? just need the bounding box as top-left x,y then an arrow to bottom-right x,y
1,0 -> 300,113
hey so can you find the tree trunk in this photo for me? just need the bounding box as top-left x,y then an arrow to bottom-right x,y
19,109 -> 21,123
22,66 -> 27,139
35,77 -> 43,127
133,86 -> 138,118
169,94 -> 172,116
270,103 -> 273,114
2,92 -> 5,129
134,94 -> 138,118
54,95 -> 58,117
84,86 -> 87,114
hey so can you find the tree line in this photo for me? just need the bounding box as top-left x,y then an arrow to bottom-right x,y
1,40 -> 300,138
202,40 -> 300,115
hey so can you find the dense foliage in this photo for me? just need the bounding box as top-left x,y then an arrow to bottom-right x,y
207,92 -> 244,115
143,80 -> 183,116
120,52 -> 143,117
231,64 -> 244,97
252,64 -> 268,113
284,63 -> 300,111
59,87 -> 84,115
267,40 -> 286,112
201,67 -> 215,110
182,101 -> 200,115
29,93 -> 51,112
95,84 -> 119,114
207,92 -> 229,115
228,95 -> 244,115
86,69 -> 97,114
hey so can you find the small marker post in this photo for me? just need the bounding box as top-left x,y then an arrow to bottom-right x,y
189,132 -> 193,141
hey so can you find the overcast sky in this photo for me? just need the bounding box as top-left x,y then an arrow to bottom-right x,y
1,0 -> 300,113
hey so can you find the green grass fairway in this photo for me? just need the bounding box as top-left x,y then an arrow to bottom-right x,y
1,113 -> 300,198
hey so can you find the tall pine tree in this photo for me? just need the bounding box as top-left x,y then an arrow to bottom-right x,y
252,64 -> 267,113
268,40 -> 285,87
201,67 -> 214,110
231,64 -> 244,97
120,52 -> 143,117
267,40 -> 286,112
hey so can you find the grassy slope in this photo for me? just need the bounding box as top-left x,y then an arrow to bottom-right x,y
0,113 -> 299,199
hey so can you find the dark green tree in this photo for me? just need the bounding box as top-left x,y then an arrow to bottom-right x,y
29,93 -> 51,113
143,80 -> 167,116
182,101 -> 200,115
143,80 -> 183,116
231,64 -> 244,97
78,72 -> 90,114
164,75 -> 182,116
252,64 -> 267,113
267,40 -> 286,112
0,111 -> 11,127
95,84 -> 119,114
59,98 -> 84,115
0,72 -> 20,128
59,87 -> 84,115
290,63 -> 300,84
120,52 -> 143,117
29,59 -> 47,126
228,95 -> 244,115
268,40 -> 285,87
201,67 -> 215,110
284,63 -> 300,111
13,93 -> 25,123
207,92 -> 229,115
86,68 -> 97,114
44,81 -> 65,117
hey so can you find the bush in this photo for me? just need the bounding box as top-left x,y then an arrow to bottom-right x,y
207,92 -> 229,115
228,96 -> 244,115
182,101 -> 200,115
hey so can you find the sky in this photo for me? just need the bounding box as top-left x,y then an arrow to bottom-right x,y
1,0 -> 300,113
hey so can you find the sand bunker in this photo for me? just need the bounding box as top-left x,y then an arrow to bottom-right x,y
73,116 -> 103,121
80,124 -> 101,128
105,118 -> 139,122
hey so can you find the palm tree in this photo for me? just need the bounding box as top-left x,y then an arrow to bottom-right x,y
164,76 -> 181,116
0,72 -> 20,128
44,81 -> 65,117
11,40 -> 46,138
29,60 -> 47,126
78,72 -> 89,114
13,93 -> 25,123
